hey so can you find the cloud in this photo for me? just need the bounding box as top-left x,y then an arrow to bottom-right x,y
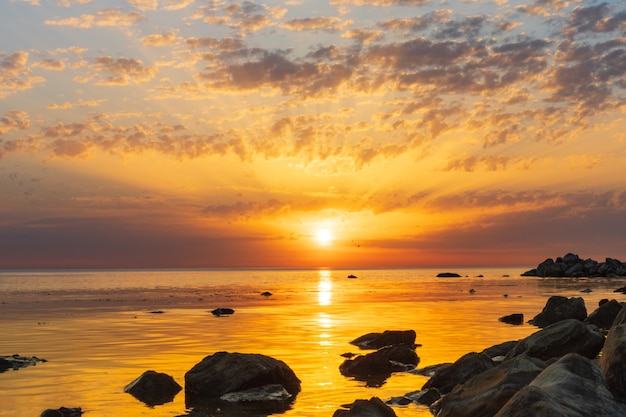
90,56 -> 158,85
281,16 -> 353,32
329,0 -> 431,6
44,8 -> 146,28
142,31 -> 178,46
0,51 -> 46,98
128,0 -> 158,11
0,110 -> 30,134
162,0 -> 195,11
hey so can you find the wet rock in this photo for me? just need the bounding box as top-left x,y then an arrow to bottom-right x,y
333,397 -> 397,417
432,353 -> 550,417
600,305 -> 626,403
504,319 -> 605,361
220,384 -> 292,402
482,340 -> 519,360
0,354 -> 46,372
339,344 -> 419,386
390,388 -> 442,406
184,352 -> 300,408
211,308 -> 235,316
528,296 -> 587,327
494,353 -> 626,417
498,313 -> 524,325
437,272 -> 461,277
40,407 -> 82,417
124,370 -> 182,406
584,299 -> 624,330
421,352 -> 495,395
350,330 -> 416,349
260,291 -> 272,296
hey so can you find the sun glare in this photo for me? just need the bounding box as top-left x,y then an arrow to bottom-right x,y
316,229 -> 333,245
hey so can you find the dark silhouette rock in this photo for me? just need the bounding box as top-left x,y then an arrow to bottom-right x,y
40,408 -> 82,417
529,296 -> 587,327
494,353 -> 626,417
584,299 -> 624,330
347,274 -> 357,278
522,253 -> 626,277
433,353 -> 550,417
498,313 -> 524,325
437,272 -> 461,277
260,291 -> 272,296
504,319 -> 605,361
0,354 -> 46,372
339,344 -> 419,386
333,397 -> 397,417
600,305 -> 626,403
124,370 -> 182,406
482,340 -> 519,360
184,352 -> 300,408
422,352 -> 495,395
350,330 -> 416,349
211,307 -> 235,316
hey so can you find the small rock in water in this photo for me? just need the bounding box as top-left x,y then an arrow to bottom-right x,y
469,288 -> 476,294
260,291 -> 272,296
580,288 -> 592,293
211,308 -> 235,316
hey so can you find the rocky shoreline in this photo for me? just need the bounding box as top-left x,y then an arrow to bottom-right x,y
522,252 -> 626,277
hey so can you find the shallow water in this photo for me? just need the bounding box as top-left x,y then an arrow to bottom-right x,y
1,268 -> 625,417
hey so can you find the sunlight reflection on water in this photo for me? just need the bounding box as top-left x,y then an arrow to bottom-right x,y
2,268 -> 626,417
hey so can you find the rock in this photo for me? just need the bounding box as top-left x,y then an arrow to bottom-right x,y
124,370 -> 182,406
350,330 -> 416,349
347,274 -> 358,278
432,353 -> 550,417
482,340 -> 519,360
184,352 -> 301,408
40,408 -> 82,417
219,384 -> 292,402
437,272 -> 461,277
614,286 -> 626,294
600,305 -> 626,403
528,296 -> 587,327
504,319 -> 605,361
389,388 -> 441,406
260,291 -> 272,296
522,253 -> 626,277
211,308 -> 235,316
421,352 -> 495,395
494,353 -> 626,417
0,354 -> 46,372
584,299 -> 624,330
498,313 -> 524,325
333,397 -> 397,417
339,344 -> 419,386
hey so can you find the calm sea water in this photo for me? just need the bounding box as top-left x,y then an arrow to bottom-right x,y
1,268 -> 625,417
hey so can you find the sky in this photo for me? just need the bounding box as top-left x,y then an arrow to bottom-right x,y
1,0 -> 625,269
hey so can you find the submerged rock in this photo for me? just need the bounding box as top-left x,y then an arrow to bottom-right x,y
211,308 -> 235,316
350,330 -> 416,349
333,397 -> 397,417
339,344 -> 419,386
124,370 -> 182,406
0,354 -> 46,372
437,272 -> 461,277
40,407 -> 82,417
498,313 -> 524,325
600,305 -> 626,403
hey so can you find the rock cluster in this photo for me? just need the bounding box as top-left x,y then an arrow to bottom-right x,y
522,253 -> 626,277
0,354 -> 46,372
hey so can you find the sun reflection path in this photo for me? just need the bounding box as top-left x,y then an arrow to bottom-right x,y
317,270 -> 332,306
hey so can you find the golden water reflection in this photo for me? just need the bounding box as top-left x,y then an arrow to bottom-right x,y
317,270 -> 332,306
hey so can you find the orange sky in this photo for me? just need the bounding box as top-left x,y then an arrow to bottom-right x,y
1,0 -> 626,269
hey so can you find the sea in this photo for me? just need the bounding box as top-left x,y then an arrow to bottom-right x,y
1,267 -> 624,417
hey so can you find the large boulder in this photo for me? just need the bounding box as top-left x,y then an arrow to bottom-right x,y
585,299 -> 624,330
600,305 -> 626,403
504,319 -> 605,361
494,353 -> 626,417
124,370 -> 182,406
433,353 -> 550,417
333,397 -> 397,417
350,330 -> 416,349
184,352 -> 300,407
339,344 -> 419,386
529,296 -> 587,327
421,352 -> 495,395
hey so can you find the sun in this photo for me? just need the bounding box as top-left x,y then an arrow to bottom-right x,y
316,229 -> 333,245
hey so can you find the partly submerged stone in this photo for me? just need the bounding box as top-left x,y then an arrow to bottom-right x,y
333,397 -> 397,417
529,296 -> 587,327
124,370 -> 182,406
350,330 -> 416,349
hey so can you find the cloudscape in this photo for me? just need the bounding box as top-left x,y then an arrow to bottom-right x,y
1,0 -> 625,268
